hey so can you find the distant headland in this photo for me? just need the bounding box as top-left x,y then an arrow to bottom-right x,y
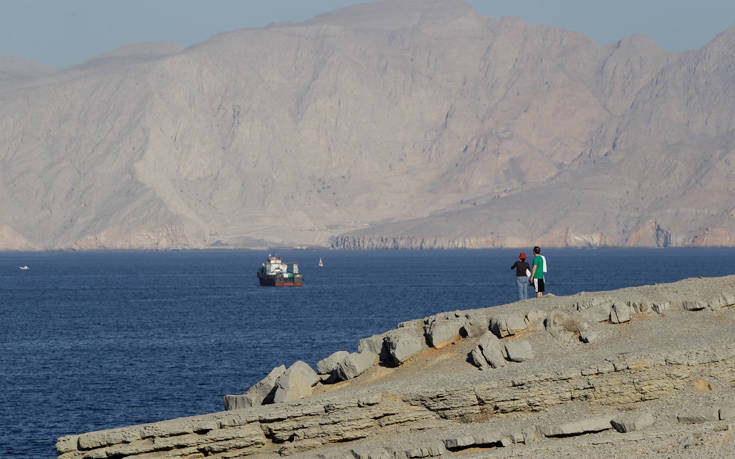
3,0 -> 735,251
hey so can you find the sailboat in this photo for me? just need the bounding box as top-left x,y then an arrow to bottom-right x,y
318,257 -> 324,267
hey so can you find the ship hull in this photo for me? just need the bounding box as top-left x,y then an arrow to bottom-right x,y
257,272 -> 303,287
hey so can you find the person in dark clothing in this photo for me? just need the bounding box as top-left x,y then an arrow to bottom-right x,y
510,252 -> 531,300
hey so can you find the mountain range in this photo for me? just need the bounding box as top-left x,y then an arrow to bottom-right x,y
2,0 -> 734,250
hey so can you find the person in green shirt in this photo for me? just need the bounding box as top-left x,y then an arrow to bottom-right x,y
529,246 -> 545,297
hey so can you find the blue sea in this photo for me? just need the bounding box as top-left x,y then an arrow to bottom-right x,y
2,248 -> 735,457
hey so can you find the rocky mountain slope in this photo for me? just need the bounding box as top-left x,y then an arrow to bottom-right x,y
1,0 -> 734,250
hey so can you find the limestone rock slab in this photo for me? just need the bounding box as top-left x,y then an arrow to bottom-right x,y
652,302 -> 670,314
273,361 -> 319,403
336,351 -> 377,380
541,415 -> 612,437
443,435 -> 475,449
525,310 -> 546,328
683,300 -> 707,311
460,316 -> 490,338
476,331 -> 506,369
469,347 -> 489,370
358,332 -> 388,357
385,330 -> 424,365
224,364 -> 286,410
545,310 -> 588,342
579,328 -> 600,344
610,303 -> 632,324
611,411 -> 655,432
677,407 -> 720,424
490,313 -> 527,338
720,406 -> 735,420
427,319 -> 463,348
317,351 -> 350,375
56,436 -> 79,454
504,340 -> 534,362
574,296 -> 616,322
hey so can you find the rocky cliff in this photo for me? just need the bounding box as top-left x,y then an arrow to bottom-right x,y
56,275 -> 735,457
2,0 -> 735,249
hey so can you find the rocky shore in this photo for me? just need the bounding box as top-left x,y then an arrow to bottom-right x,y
57,275 -> 735,457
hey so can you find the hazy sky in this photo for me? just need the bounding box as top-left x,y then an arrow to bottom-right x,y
2,0 -> 734,67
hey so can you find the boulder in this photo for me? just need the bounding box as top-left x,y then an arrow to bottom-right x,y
473,432 -> 505,446
652,302 -> 670,314
444,431 -> 507,449
358,332 -> 387,357
611,411 -> 655,433
525,310 -> 546,328
610,303 -> 632,324
223,364 -> 286,410
508,432 -> 524,445
272,361 -> 319,403
628,300 -> 652,313
716,292 -> 735,309
423,311 -> 463,323
350,447 -> 393,459
677,407 -> 720,424
398,318 -> 424,329
223,394 -> 251,411
317,350 -> 350,375
490,313 -> 527,338
720,406 -> 735,421
545,311 -> 588,342
385,330 -> 424,365
336,351 -> 377,380
469,347 -> 489,370
316,351 -> 350,383
460,317 -> 489,339
579,328 -> 600,344
523,427 -> 543,444
503,340 -> 534,362
574,296 -> 614,322
682,300 -> 707,311
470,332 -> 506,369
427,319 -> 464,348
403,445 -> 444,458
578,416 -> 614,433
443,435 -> 475,449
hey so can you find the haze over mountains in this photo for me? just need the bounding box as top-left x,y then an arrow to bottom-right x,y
1,0 -> 734,250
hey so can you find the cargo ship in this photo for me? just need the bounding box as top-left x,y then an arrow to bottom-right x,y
257,255 -> 303,287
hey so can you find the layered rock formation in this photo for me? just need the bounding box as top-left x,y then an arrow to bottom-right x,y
57,275 -> 735,457
2,0 -> 735,249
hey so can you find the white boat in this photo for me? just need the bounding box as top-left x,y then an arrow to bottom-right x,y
18,265 -> 30,270
318,257 -> 323,267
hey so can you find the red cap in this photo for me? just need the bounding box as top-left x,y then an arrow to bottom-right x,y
519,252 -> 526,259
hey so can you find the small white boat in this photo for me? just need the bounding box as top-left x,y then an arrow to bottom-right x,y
318,257 -> 324,267
18,265 -> 30,271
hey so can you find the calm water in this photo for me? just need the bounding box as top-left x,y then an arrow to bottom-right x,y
2,248 -> 734,457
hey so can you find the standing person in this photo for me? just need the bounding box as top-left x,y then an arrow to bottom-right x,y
510,252 -> 530,300
529,246 -> 545,297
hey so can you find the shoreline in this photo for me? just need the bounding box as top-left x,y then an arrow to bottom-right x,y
56,275 -> 735,457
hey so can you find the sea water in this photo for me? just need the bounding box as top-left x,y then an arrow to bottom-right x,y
1,248 -> 734,457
